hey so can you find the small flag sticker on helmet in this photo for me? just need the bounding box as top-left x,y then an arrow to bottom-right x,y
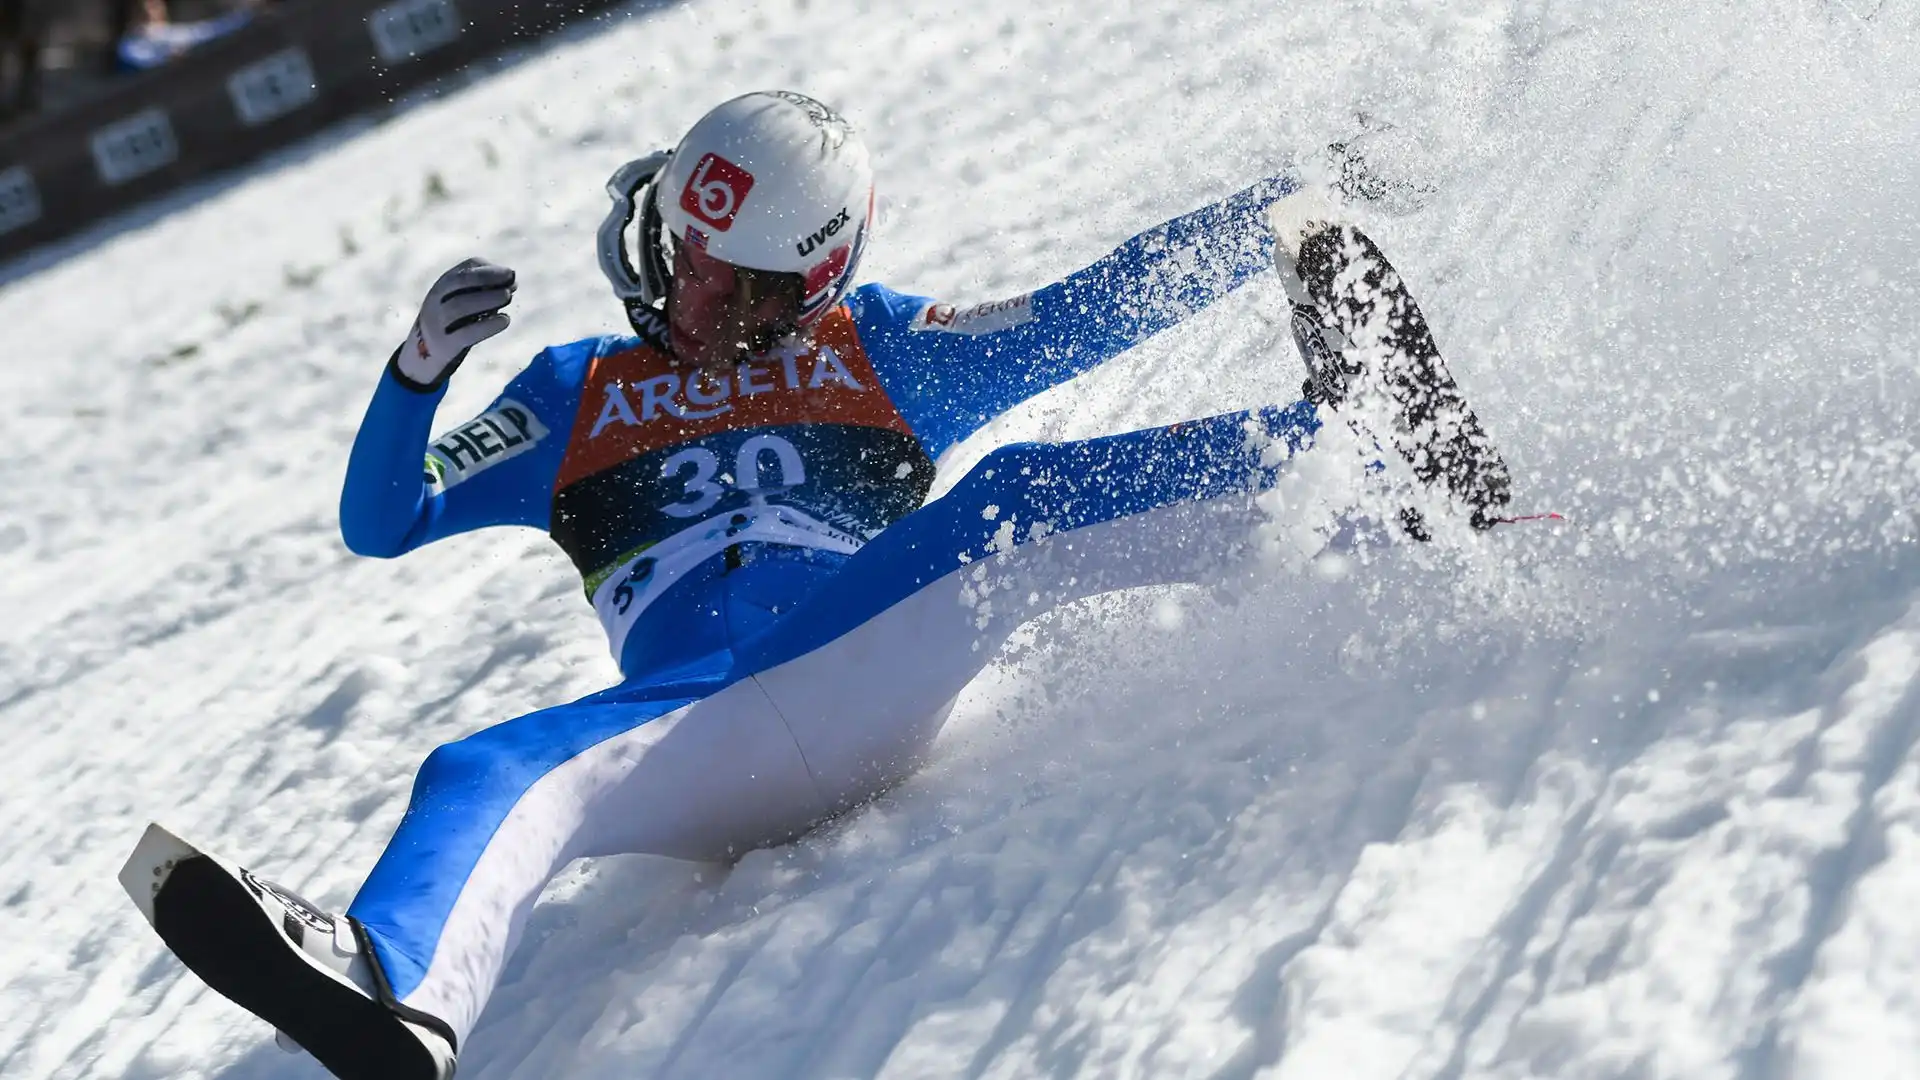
685,225 -> 709,250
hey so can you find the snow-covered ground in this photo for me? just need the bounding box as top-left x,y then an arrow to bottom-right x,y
4,0 -> 1919,1077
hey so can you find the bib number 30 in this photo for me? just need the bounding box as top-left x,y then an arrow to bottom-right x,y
660,434 -> 807,518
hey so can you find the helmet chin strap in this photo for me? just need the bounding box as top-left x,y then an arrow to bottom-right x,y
596,150 -> 675,334
746,319 -> 803,359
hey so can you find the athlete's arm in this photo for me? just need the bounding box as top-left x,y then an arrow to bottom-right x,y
338,341 -> 594,557
852,174 -> 1296,456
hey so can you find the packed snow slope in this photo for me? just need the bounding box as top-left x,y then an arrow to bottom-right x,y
3,1 -> 1919,1077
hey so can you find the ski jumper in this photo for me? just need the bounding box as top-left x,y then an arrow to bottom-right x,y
338,175 -> 1320,1045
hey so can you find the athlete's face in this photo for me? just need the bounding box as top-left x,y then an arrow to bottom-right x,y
666,241 -> 802,370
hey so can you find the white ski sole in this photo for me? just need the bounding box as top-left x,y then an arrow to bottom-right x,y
119,823 -> 454,1080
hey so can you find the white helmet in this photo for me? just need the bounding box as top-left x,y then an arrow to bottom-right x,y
598,91 -> 874,333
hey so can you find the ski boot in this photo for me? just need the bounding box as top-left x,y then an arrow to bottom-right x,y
120,824 -> 457,1080
1268,187 -> 1513,537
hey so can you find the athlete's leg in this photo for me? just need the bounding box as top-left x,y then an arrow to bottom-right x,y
739,401 -> 1320,807
344,401 -> 1317,1045
346,671 -> 825,1047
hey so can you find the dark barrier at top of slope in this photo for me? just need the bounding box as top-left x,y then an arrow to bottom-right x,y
0,0 -> 633,266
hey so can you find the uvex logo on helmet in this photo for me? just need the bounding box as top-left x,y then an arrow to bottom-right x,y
680,153 -> 755,231
796,207 -> 851,257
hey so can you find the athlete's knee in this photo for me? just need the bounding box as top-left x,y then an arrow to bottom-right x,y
950,441 -> 1063,507
413,731 -> 530,804
975,440 -> 1052,477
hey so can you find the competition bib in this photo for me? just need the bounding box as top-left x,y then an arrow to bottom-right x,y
548,307 -> 935,659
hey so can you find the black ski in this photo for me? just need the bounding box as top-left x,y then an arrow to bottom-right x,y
120,824 -> 451,1080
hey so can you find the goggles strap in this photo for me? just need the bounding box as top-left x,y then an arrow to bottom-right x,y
595,150 -> 674,333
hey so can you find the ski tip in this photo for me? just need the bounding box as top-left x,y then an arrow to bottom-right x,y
1266,185 -> 1344,261
119,822 -> 204,928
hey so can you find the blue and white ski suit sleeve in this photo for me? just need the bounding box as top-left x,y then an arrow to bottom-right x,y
847,174 -> 1298,458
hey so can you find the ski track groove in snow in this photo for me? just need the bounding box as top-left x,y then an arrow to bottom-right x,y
1,0 -> 1918,1078
1425,793 -> 1602,1080
960,786 -> 1148,1080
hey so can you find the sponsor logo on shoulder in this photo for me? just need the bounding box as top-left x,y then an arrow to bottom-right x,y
911,294 -> 1034,335
426,397 -> 549,492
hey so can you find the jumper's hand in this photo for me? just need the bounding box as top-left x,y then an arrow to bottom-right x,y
392,258 -> 516,391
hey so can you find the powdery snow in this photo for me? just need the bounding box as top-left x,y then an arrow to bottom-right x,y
1,1 -> 1918,1078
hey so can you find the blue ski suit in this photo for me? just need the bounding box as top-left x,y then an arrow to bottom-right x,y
338,174 -> 1321,1044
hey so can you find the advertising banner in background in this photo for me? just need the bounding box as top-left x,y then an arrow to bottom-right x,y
0,0 -> 631,262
